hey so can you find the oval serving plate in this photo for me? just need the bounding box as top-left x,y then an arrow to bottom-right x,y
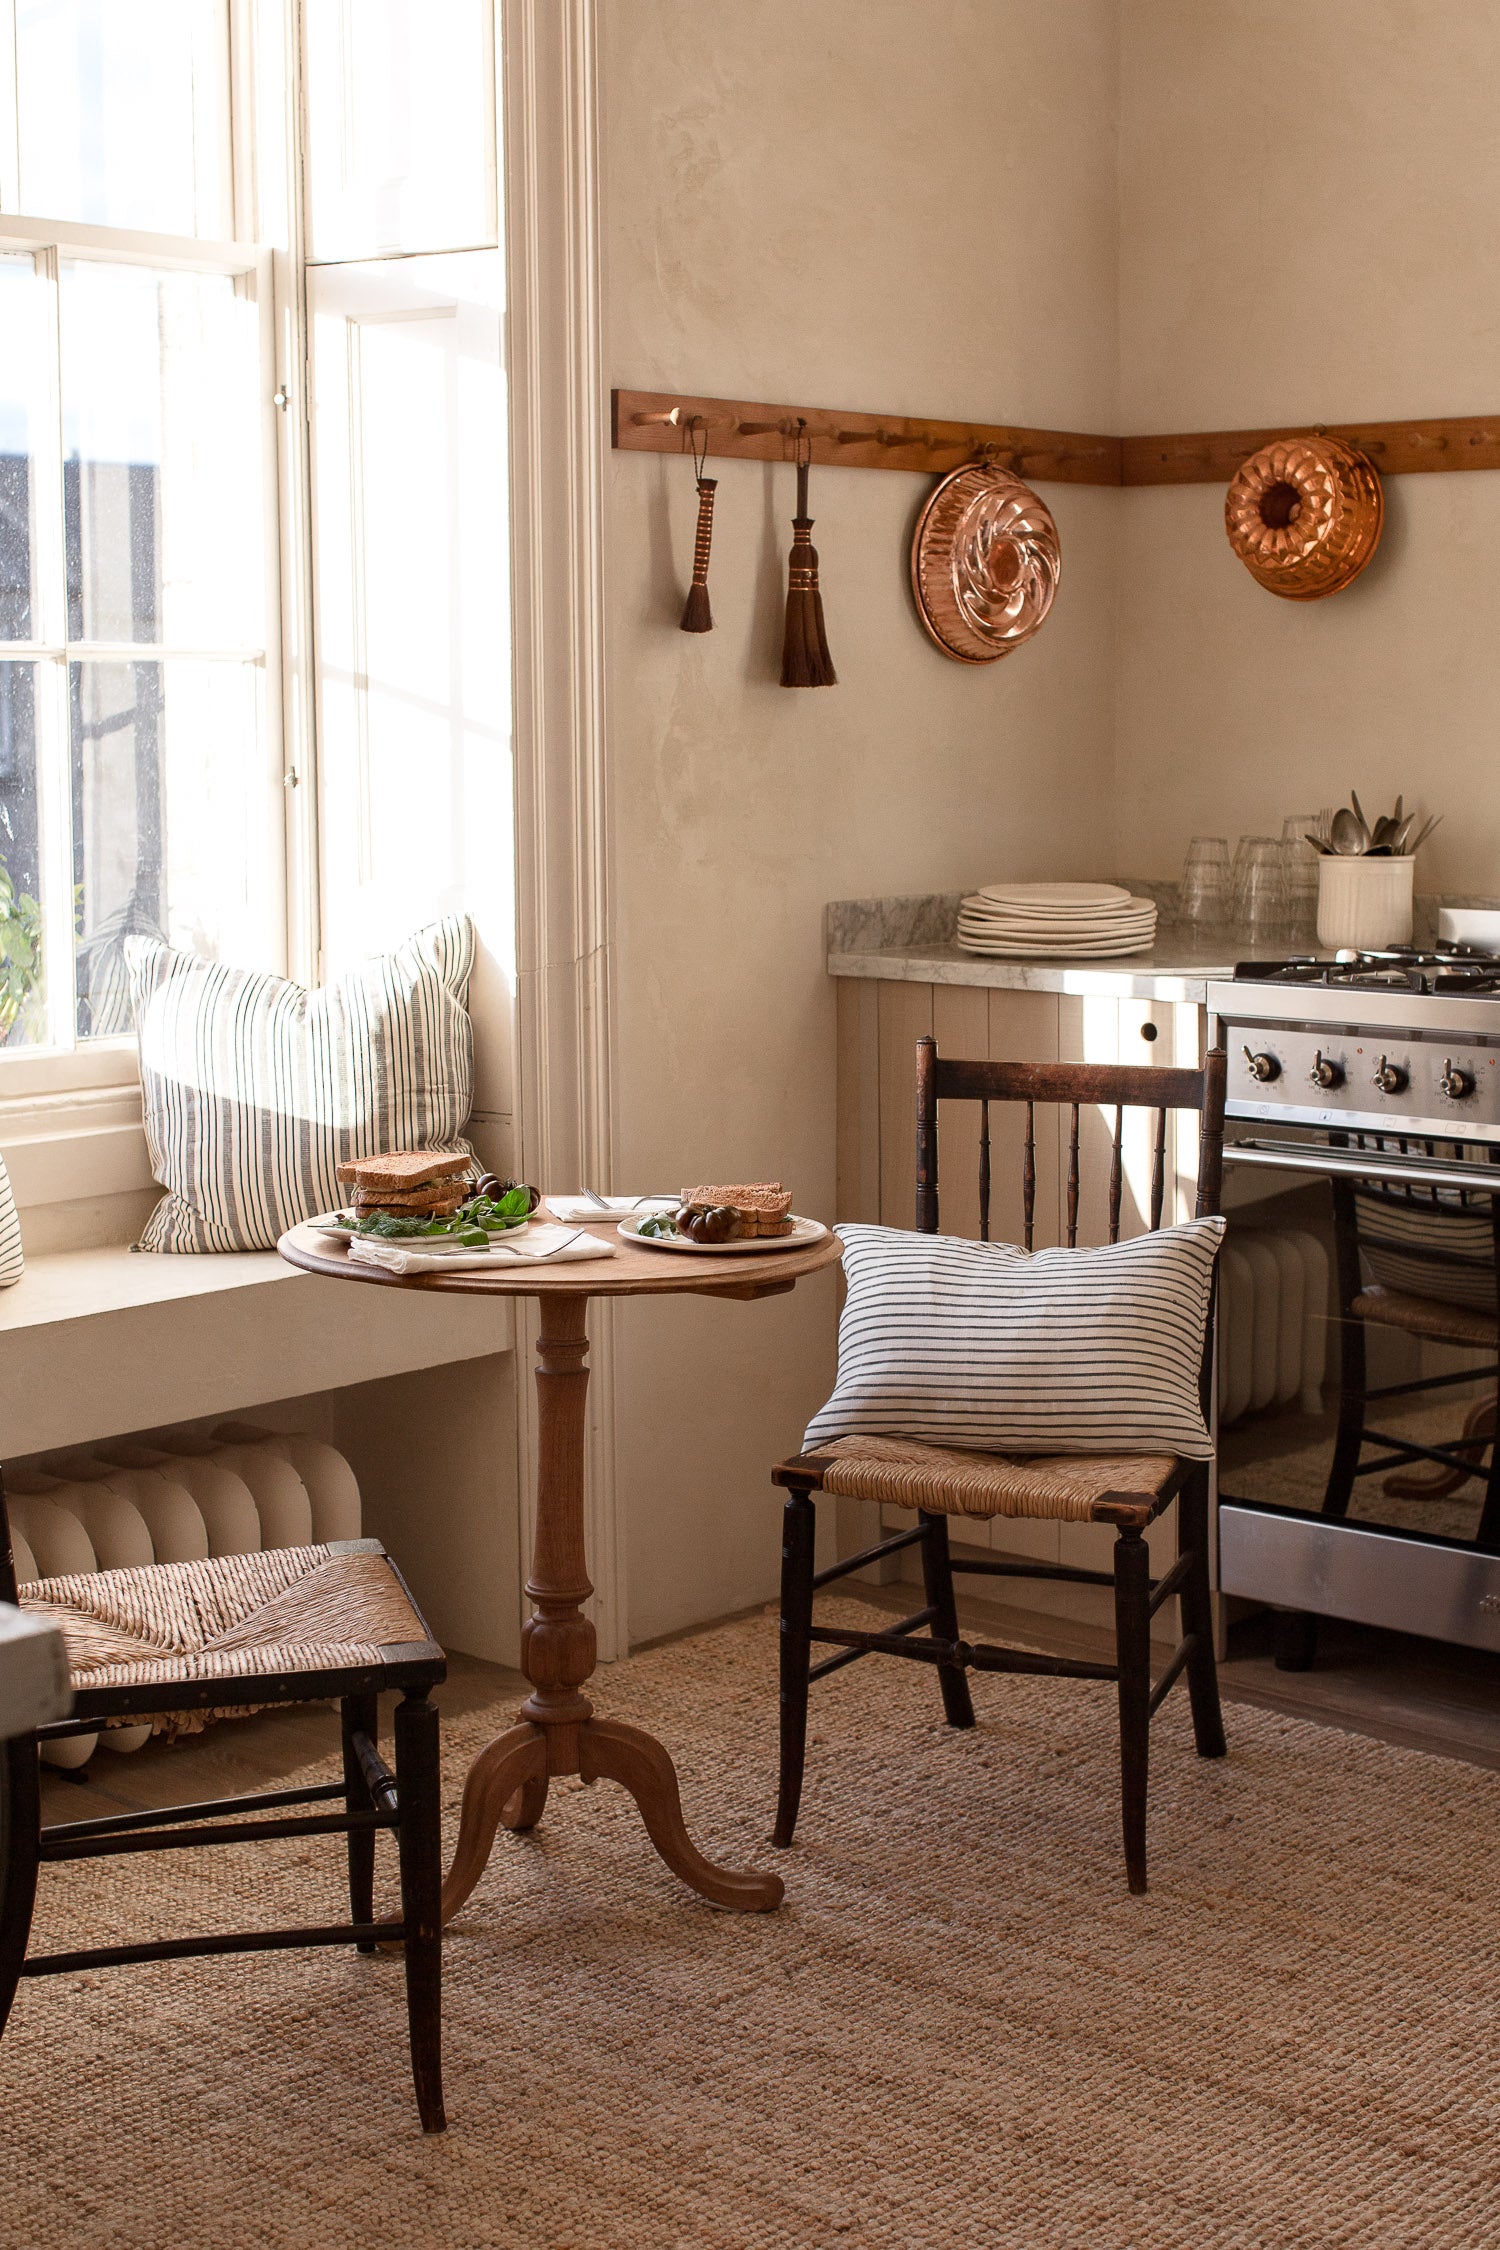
619,1213 -> 828,1256
305,1211 -> 530,1249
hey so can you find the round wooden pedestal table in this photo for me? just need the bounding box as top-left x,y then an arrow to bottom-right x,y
278,1214 -> 841,1921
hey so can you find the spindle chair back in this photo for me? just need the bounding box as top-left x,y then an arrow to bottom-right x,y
771,1039 -> 1228,1893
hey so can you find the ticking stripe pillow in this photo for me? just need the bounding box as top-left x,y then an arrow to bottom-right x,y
805,1218 -> 1226,1461
127,918 -> 476,1253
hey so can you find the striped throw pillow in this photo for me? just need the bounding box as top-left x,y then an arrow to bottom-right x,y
127,918 -> 476,1253
0,1153 -> 23,1287
805,1218 -> 1226,1461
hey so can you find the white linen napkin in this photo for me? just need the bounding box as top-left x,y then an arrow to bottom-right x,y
545,1195 -> 677,1222
346,1223 -> 618,1276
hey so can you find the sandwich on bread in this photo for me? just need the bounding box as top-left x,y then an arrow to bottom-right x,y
337,1149 -> 472,1219
674,1183 -> 794,1242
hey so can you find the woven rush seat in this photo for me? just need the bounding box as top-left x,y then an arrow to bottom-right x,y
2,1517 -> 448,2131
793,1433 -> 1183,1529
1351,1283 -> 1498,1352
18,1540 -> 437,1711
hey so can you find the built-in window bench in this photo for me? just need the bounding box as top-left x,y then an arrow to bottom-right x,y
0,1244 -> 523,1667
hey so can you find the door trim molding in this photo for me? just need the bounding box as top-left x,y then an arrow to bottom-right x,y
502,0 -> 624,1659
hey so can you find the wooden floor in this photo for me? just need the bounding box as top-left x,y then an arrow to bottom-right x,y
38,1588 -> 1500,1828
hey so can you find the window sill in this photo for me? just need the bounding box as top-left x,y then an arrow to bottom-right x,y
0,1241 -> 514,1457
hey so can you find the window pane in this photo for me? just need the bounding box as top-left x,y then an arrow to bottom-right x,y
71,658 -> 274,1037
303,0 -> 495,261
0,663 -> 47,1048
14,0 -> 229,238
0,255 -> 52,644
60,262 -> 264,648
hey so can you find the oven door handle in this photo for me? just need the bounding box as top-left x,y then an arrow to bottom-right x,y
1225,1139 -> 1500,1195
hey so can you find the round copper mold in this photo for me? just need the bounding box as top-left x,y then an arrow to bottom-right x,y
911,464 -> 1061,664
1224,434 -> 1384,601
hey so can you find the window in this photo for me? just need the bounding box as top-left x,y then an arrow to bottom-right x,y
0,3 -> 280,1061
0,0 -> 506,1092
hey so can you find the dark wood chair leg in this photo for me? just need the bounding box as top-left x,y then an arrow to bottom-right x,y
918,1510 -> 975,1730
774,1489 -> 816,1849
1114,1529 -> 1151,1895
393,1691 -> 445,2134
0,1733 -> 39,2038
341,1691 -> 379,1953
1175,1474 -> 1226,1759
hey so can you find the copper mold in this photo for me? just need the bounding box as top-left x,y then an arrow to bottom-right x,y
911,463 -> 1061,664
1224,433 -> 1384,601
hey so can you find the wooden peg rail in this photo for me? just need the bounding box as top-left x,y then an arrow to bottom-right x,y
614,389 -> 1500,488
613,389 -> 1120,485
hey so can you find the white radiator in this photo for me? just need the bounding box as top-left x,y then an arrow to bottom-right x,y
9,1424 -> 361,1767
1217,1228 -> 1331,1427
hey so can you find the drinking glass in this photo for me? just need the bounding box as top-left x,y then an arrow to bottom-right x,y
1237,837 -> 1288,937
1281,813 -> 1321,938
1180,835 -> 1230,924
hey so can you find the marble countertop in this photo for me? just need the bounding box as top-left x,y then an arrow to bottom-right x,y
827,933 -> 1243,1004
825,887 -> 1500,1005
824,890 -> 1274,1003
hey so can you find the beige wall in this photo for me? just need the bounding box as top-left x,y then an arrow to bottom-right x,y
599,0 -> 1122,1640
598,0 -> 1500,1644
1116,0 -> 1500,888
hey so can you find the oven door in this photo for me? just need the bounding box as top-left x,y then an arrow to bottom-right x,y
1216,1125 -> 1500,1650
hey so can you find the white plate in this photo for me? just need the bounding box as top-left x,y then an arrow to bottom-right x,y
957,934 -> 1156,958
960,898 -> 1155,924
959,914 -> 1156,935
976,881 -> 1132,907
619,1213 -> 828,1255
306,1210 -> 529,1247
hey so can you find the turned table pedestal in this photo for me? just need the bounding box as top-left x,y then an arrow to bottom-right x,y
278,1215 -> 841,1920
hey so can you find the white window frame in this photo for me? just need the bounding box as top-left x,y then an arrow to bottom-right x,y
0,214 -> 285,1093
0,0 -> 313,1111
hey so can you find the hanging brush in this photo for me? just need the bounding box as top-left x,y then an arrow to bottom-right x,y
680,417 -> 716,633
781,421 -> 837,688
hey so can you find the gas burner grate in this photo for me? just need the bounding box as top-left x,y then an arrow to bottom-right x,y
1235,946 -> 1500,996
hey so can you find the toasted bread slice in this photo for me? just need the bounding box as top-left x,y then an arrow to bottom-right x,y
353,1182 -> 468,1213
681,1183 -> 792,1219
338,1148 -> 470,1192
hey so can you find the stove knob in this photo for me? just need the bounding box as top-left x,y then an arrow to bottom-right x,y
1242,1045 -> 1281,1084
1441,1058 -> 1477,1101
1310,1049 -> 1345,1091
1373,1055 -> 1409,1095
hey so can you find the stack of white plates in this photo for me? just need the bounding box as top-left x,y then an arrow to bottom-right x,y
956,882 -> 1157,958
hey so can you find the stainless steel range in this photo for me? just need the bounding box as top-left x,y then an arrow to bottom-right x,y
1209,943 -> 1500,1662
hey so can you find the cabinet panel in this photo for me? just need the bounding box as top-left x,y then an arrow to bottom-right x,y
836,978 -> 881,1224
877,982 -> 935,1227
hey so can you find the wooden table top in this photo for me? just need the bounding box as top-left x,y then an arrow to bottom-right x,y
277,1212 -> 843,1301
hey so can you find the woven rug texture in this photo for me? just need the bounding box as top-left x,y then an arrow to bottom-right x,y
2,1598 -> 1498,2250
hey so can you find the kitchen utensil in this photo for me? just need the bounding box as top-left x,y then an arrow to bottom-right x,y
1407,813 -> 1443,854
910,459 -> 1060,664
1224,433 -> 1384,600
1329,807 -> 1366,854
780,422 -> 835,687
679,416 -> 716,633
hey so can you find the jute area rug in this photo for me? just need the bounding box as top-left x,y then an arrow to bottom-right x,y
3,1598 -> 1499,2250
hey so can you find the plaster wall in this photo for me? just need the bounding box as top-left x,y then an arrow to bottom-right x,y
599,0 -> 1122,1641
1116,0 -> 1500,889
